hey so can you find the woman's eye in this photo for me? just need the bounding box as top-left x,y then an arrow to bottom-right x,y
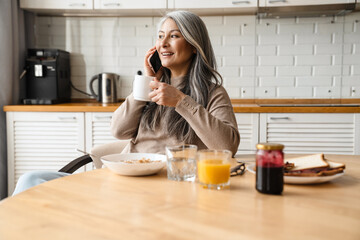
171,35 -> 179,38
158,35 -> 164,39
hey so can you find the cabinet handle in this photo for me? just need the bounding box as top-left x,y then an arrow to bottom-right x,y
58,116 -> 76,120
270,117 -> 290,120
95,116 -> 112,120
68,3 -> 86,7
232,1 -> 250,4
269,0 -> 287,3
103,3 -> 121,7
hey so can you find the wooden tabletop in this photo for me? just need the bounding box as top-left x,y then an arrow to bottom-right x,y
0,154 -> 359,239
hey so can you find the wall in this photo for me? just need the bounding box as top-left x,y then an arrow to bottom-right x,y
34,12 -> 360,99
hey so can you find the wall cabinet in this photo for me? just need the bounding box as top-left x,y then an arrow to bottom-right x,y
20,0 -> 355,15
258,0 -> 356,7
20,0 -> 257,15
20,0 -> 93,10
94,0 -> 166,9
168,0 -> 257,8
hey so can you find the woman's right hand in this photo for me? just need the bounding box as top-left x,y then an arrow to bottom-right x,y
144,46 -> 163,79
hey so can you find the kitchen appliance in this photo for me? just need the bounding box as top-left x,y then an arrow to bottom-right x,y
89,73 -> 119,103
23,49 -> 71,104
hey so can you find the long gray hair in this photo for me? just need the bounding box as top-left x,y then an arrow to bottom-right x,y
140,10 -> 223,142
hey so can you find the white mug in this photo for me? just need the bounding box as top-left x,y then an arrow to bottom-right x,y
133,75 -> 153,101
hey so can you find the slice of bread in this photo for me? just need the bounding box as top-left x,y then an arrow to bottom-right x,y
284,154 -> 346,177
285,154 -> 329,171
327,160 -> 346,170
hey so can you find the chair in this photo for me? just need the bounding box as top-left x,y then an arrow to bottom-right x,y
59,140 -> 130,174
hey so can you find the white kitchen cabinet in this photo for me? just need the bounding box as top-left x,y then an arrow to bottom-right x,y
6,111 -> 359,195
94,0 -> 166,9
235,113 -> 259,154
20,0 -> 93,10
258,0 -> 355,7
84,112 -> 120,170
6,112 -> 85,195
85,112 -> 116,150
259,113 -> 360,155
168,0 -> 257,15
169,0 -> 257,9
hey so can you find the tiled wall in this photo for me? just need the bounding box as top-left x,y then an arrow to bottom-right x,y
34,12 -> 360,99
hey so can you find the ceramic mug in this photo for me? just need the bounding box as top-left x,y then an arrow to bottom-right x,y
133,75 -> 153,101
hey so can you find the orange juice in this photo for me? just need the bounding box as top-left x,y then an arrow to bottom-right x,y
198,159 -> 231,185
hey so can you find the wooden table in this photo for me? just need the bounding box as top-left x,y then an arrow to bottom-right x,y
0,154 -> 359,240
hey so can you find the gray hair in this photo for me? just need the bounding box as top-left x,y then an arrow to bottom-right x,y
140,10 -> 223,142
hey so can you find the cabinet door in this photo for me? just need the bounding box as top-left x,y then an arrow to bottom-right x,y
20,0 -> 93,9
170,0 -> 257,8
94,0 -> 166,9
259,113 -> 359,154
85,112 -> 117,151
6,112 -> 85,195
235,113 -> 259,154
85,112 -> 120,170
258,0 -> 355,7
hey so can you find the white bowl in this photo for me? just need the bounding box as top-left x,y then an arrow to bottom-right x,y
101,153 -> 166,176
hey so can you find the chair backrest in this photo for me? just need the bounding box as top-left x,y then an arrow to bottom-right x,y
59,140 -> 130,173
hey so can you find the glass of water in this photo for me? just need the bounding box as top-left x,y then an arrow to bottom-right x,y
165,144 -> 198,182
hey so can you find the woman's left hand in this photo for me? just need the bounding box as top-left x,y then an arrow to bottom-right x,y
149,78 -> 186,107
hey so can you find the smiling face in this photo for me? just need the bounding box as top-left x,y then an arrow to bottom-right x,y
156,18 -> 195,78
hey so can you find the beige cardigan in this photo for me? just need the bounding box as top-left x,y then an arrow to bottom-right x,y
110,80 -> 240,156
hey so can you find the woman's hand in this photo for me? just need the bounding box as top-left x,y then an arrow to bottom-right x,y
144,46 -> 163,79
149,78 -> 186,107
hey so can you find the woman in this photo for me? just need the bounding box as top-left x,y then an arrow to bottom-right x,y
110,10 -> 240,157
12,10 -> 240,195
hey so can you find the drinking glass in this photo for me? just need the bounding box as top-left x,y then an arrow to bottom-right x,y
197,149 -> 232,190
165,144 -> 198,182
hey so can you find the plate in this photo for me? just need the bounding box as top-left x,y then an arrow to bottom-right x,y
101,153 -> 166,176
246,163 -> 344,185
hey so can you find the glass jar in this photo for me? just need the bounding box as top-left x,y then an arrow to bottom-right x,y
255,143 -> 285,195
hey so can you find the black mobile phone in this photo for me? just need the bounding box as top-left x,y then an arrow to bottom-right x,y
149,51 -> 162,73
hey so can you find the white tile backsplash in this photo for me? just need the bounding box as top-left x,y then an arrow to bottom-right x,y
34,12 -> 360,99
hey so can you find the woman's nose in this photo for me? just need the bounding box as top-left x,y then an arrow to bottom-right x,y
160,35 -> 169,48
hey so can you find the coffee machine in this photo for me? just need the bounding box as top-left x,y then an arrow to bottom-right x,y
23,49 -> 71,104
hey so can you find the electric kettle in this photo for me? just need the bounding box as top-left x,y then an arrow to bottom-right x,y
89,73 -> 119,103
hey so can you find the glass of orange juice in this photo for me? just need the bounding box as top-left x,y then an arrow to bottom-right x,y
197,150 -> 232,190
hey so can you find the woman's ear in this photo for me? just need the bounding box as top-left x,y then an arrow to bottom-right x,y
193,48 -> 197,54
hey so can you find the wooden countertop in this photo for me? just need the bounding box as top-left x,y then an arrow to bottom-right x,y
0,154 -> 359,240
3,99 -> 360,113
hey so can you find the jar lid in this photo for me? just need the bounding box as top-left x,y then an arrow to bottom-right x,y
256,143 -> 284,150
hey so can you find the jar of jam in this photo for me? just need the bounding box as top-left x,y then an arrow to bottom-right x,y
255,143 -> 285,195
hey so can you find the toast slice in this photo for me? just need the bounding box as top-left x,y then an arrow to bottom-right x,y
285,154 -> 329,171
284,154 -> 345,177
